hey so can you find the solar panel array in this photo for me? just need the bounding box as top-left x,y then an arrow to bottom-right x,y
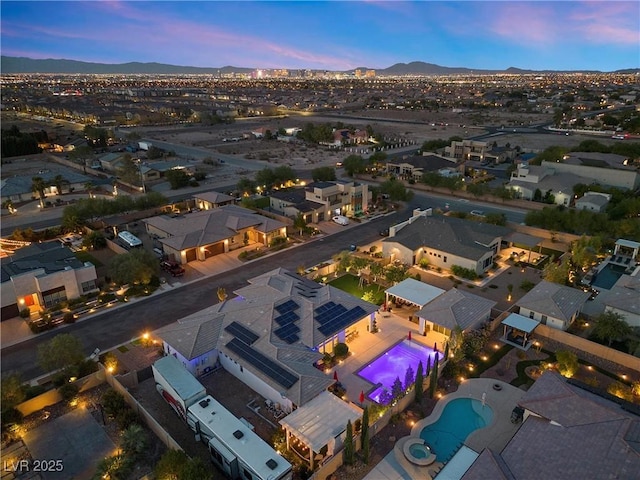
274,323 -> 300,344
224,321 -> 259,345
315,303 -> 368,336
274,299 -> 299,315
226,337 -> 297,388
275,311 -> 300,326
285,271 -> 321,298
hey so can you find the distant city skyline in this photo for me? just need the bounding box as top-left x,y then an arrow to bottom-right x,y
1,1 -> 638,72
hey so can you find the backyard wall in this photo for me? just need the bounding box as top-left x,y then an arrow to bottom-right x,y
534,324 -> 640,372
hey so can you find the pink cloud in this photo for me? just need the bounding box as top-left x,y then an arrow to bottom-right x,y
569,1 -> 639,45
488,3 -> 560,45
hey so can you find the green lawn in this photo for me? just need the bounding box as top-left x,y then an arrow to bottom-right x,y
329,274 -> 385,305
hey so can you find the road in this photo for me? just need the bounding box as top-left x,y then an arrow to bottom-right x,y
0,213 -> 397,380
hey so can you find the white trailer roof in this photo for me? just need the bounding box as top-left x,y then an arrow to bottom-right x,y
190,396 -> 291,480
152,356 -> 205,402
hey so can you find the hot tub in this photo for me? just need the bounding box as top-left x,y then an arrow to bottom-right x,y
403,437 -> 436,466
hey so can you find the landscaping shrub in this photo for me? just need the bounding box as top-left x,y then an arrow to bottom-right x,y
1,407 -> 23,431
58,382 -> 80,403
116,408 -> 141,430
451,265 -> 478,280
19,308 -> 30,318
102,389 -> 127,418
556,350 -> 579,378
334,342 -> 349,359
76,359 -> 99,378
63,312 -> 76,324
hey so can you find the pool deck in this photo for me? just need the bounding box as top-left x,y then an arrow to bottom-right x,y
364,379 -> 524,480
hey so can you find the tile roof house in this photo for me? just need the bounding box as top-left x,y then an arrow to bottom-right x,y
462,371 -> 640,480
154,268 -> 378,410
599,274 -> 640,328
193,191 -> 236,210
385,153 -> 459,181
515,280 -> 590,330
382,210 -> 510,275
415,288 -> 497,336
574,191 -> 612,212
143,204 -> 288,264
1,242 -> 98,320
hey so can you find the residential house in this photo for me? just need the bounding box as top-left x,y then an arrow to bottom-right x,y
1,242 -> 98,321
154,268 -> 378,409
385,153 -> 459,181
272,180 -> 369,222
599,274 -> 640,328
444,140 -> 488,161
193,191 -> 236,210
508,162 -> 593,206
143,204 -> 288,264
542,151 -> 639,190
382,209 -> 510,275
98,152 -> 126,172
575,191 -> 612,212
461,371 -> 640,480
1,169 -> 94,203
415,288 -> 497,338
514,280 -> 589,330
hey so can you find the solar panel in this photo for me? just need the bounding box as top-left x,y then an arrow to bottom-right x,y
314,301 -> 336,314
318,306 -> 367,336
285,271 -> 321,290
274,323 -> 300,342
224,321 -> 259,345
315,303 -> 348,325
226,338 -> 297,389
275,299 -> 299,315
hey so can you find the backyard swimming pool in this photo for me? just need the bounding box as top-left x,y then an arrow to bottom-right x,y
357,340 -> 437,403
419,398 -> 493,462
592,263 -> 626,290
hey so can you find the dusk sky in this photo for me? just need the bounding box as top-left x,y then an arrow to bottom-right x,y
1,1 -> 638,72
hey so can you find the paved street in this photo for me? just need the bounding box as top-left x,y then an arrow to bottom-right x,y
0,213 -> 397,380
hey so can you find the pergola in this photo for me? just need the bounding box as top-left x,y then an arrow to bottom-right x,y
504,232 -> 544,264
500,313 -> 539,351
385,278 -> 445,310
279,391 -> 362,469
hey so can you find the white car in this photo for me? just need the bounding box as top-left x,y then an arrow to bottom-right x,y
332,215 -> 349,226
470,210 -> 485,217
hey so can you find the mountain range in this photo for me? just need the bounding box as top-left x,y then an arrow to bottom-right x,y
1,56 -> 637,75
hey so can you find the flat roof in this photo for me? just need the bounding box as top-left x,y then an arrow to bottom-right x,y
501,313 -> 540,334
616,239 -> 640,249
385,278 -> 445,307
436,446 -> 479,480
190,395 -> 292,479
279,391 -> 362,453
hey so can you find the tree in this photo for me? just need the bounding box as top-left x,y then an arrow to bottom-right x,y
380,177 -> 414,201
1,373 -> 26,411
52,174 -> 68,195
543,256 -> 571,285
293,213 -> 307,235
343,420 -> 354,465
117,155 -> 142,186
31,176 -> 47,208
414,361 -> 424,403
385,264 -> 409,285
311,166 -> 337,182
255,167 -> 276,189
217,287 -> 227,303
236,178 -> 255,195
342,154 -> 366,177
555,350 -> 579,378
68,145 -> 93,170
165,169 -> 191,189
361,406 -> 370,464
37,333 -> 86,377
121,424 -> 147,457
109,249 -> 159,286
82,230 -> 107,250
403,365 -> 415,393
391,376 -> 404,400
429,353 -> 439,398
592,311 -> 632,347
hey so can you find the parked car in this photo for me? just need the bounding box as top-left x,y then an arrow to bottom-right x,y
160,260 -> 185,277
332,215 -> 349,226
470,210 -> 485,217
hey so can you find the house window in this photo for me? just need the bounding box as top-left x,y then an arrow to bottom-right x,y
42,286 -> 67,308
443,256 -> 447,263
541,315 -> 547,325
529,311 -> 535,319
81,280 -> 97,293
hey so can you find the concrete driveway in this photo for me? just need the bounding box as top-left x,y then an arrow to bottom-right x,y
22,408 -> 116,480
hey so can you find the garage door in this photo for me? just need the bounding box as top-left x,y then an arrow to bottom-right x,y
185,248 -> 197,262
204,242 -> 224,258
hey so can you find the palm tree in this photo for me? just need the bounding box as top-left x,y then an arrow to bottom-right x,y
31,176 -> 47,208
121,424 -> 147,457
53,174 -> 66,195
84,181 -> 94,198
217,287 -> 228,304
592,311 -> 631,347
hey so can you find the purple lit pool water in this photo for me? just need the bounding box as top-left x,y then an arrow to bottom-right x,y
358,340 -> 438,403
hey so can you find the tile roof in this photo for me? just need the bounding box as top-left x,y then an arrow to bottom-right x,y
1,242 -> 85,283
416,288 -> 496,331
599,275 -> 640,315
155,268 -> 377,406
515,281 -> 589,322
193,191 -> 235,204
383,215 -> 510,260
464,372 -> 640,479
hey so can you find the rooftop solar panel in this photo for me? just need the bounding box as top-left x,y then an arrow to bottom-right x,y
275,299 -> 300,314
318,306 -> 367,336
274,323 -> 300,341
226,338 -> 297,389
224,321 -> 260,345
